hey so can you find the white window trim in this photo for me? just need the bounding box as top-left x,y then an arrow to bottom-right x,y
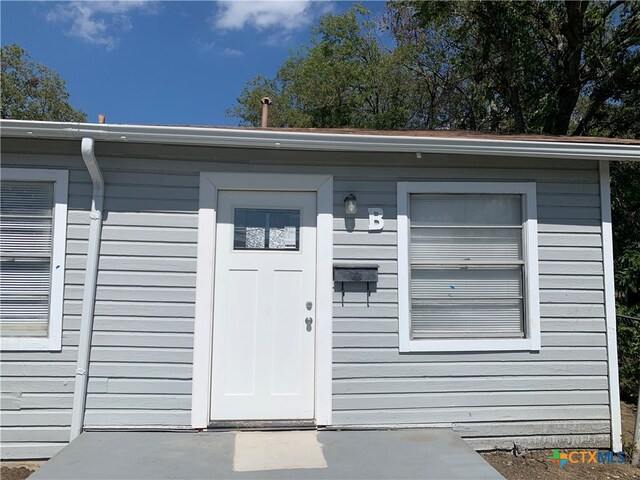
1,168 -> 68,351
397,181 -> 540,353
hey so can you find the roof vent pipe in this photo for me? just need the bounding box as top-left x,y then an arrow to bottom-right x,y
261,97 -> 272,128
98,114 -> 106,124
70,137 -> 105,441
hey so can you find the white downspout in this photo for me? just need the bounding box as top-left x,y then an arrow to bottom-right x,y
70,137 -> 104,441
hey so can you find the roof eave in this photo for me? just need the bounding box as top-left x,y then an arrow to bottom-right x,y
1,119 -> 638,162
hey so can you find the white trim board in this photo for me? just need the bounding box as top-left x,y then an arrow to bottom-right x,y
191,172 -> 333,429
0,167 -> 68,352
397,181 -> 540,353
599,161 -> 623,452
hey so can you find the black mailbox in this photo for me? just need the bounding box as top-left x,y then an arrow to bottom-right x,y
333,264 -> 378,283
334,264 -> 379,306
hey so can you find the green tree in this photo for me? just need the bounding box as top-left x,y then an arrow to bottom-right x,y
232,1 -> 639,136
1,44 -> 86,122
612,162 -> 640,318
613,160 -> 640,401
396,0 -> 640,135
228,5 -> 414,129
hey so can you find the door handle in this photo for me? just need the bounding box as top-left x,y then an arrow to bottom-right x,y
305,317 -> 313,331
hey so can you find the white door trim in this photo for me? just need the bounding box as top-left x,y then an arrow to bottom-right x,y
192,172 -> 333,428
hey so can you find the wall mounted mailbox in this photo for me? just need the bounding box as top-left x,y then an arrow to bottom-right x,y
334,263 -> 379,306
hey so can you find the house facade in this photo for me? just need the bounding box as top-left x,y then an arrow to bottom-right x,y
1,120 -> 638,459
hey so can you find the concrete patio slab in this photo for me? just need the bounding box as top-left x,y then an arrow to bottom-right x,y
31,429 -> 503,480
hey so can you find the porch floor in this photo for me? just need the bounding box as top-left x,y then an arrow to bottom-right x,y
31,429 -> 503,479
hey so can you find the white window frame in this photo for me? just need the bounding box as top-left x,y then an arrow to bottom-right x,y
397,181 -> 540,352
1,168 -> 68,351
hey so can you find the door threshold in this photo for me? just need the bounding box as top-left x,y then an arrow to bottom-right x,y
207,420 -> 316,431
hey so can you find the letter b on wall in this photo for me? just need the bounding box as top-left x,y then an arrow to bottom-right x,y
368,208 -> 384,231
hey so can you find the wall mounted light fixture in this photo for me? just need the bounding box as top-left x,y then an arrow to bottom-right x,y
344,194 -> 357,215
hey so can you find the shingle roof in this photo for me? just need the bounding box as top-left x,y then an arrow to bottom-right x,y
145,125 -> 640,145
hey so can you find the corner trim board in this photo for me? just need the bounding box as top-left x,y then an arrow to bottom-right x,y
191,174 -> 218,429
599,160 -> 623,452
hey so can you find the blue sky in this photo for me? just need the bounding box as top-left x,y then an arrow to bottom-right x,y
2,1 -> 386,126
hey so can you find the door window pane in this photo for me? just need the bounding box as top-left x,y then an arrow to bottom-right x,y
234,208 -> 300,250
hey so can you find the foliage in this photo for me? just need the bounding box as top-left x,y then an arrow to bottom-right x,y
231,1 -> 640,136
617,316 -> 640,402
228,5 -> 416,129
612,160 -> 640,403
1,44 -> 86,122
394,0 -> 640,135
621,433 -> 638,460
611,160 -> 640,317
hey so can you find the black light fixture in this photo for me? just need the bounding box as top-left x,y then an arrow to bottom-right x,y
344,194 -> 357,215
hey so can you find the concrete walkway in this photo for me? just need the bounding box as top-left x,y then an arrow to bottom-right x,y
31,429 -> 503,480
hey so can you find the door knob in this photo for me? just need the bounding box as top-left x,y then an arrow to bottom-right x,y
305,317 -> 313,326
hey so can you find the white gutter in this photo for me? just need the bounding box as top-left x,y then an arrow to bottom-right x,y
1,119 -> 638,162
70,137 -> 105,441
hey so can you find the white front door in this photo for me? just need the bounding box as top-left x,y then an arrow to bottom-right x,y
210,190 -> 317,421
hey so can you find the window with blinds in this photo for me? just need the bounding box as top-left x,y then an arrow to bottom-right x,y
0,181 -> 55,337
409,193 -> 525,339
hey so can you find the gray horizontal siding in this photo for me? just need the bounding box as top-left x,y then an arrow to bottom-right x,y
1,155 -> 198,459
331,164 -> 610,451
331,405 -> 609,424
462,418 -> 610,450
1,443 -> 67,460
1,149 -> 610,456
84,410 -> 192,426
333,361 -> 608,378
467,434 -> 610,450
333,346 -> 607,362
1,393 -> 191,410
80,165 -> 198,450
333,391 -> 609,410
333,376 -> 609,393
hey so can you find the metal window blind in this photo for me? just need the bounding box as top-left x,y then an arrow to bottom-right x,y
0,181 -> 54,337
410,194 -> 525,338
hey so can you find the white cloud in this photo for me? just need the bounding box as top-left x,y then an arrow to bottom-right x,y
46,1 -> 157,50
212,1 -> 332,33
223,47 -> 244,56
196,39 -> 218,53
195,39 -> 244,57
